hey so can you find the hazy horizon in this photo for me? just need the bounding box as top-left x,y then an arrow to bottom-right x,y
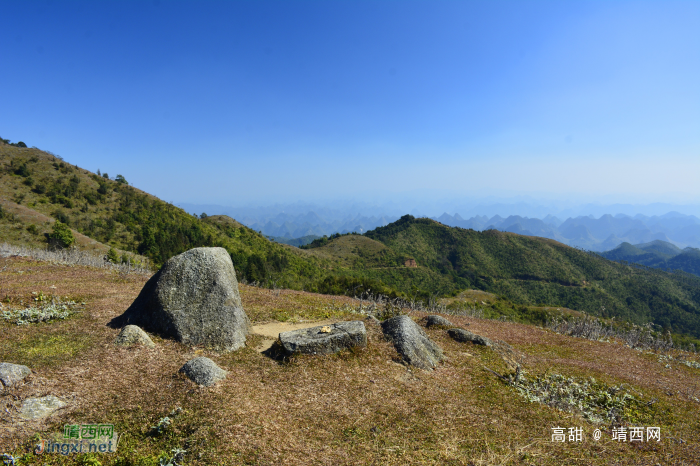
2,1 -> 699,207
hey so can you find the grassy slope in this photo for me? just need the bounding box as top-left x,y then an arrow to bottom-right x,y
0,143 -> 332,289
362,216 -> 700,338
4,142 -> 700,340
1,257 -> 699,465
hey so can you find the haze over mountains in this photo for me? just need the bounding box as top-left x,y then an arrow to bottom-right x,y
179,202 -> 700,252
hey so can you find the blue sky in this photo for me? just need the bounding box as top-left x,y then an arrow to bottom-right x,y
2,0 -> 699,207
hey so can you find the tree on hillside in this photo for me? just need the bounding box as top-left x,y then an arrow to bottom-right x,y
47,221 -> 75,249
115,174 -> 128,185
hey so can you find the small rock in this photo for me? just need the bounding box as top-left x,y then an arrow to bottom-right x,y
179,357 -> 227,387
20,396 -> 66,420
447,328 -> 492,347
115,325 -> 155,348
0,362 -> 31,389
280,321 -> 367,355
381,315 -> 443,370
425,315 -> 455,328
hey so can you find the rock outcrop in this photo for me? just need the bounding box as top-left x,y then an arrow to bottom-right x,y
179,357 -> 227,387
447,328 -> 492,347
425,315 -> 455,328
0,362 -> 31,390
20,396 -> 66,420
115,325 -> 156,348
280,321 -> 367,355
381,315 -> 443,370
114,247 -> 250,351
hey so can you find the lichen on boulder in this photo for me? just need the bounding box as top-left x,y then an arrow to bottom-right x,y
179,357 -> 227,387
115,325 -> 155,348
113,247 -> 250,351
447,328 -> 493,347
279,321 -> 367,355
381,315 -> 443,370
0,362 -> 31,390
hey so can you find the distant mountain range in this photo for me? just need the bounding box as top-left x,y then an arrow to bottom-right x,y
430,211 -> 700,251
178,202 -> 700,252
599,240 -> 700,276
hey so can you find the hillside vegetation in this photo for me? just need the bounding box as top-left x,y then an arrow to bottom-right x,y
1,256 -> 700,465
0,142 -> 331,289
3,140 -> 700,342
600,240 -> 700,276
360,216 -> 700,338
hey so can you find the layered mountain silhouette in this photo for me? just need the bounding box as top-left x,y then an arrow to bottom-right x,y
600,240 -> 700,276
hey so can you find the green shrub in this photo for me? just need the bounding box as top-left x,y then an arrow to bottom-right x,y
115,174 -> 128,185
14,163 -> 31,177
26,224 -> 39,235
106,247 -> 119,263
47,221 -> 75,249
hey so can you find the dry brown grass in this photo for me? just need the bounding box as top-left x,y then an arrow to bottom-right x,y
1,257 -> 699,465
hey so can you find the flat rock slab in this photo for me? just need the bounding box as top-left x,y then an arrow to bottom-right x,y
447,328 -> 493,346
115,325 -> 155,348
280,321 -> 367,355
20,396 -> 66,420
381,315 -> 443,370
0,362 -> 31,389
116,247 -> 250,351
179,357 -> 227,387
425,315 -> 455,328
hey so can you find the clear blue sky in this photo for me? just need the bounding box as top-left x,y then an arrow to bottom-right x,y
2,0 -> 699,207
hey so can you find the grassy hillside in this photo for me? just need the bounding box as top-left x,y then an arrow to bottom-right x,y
361,215 -> 700,338
0,142 -> 337,290
1,256 -> 699,465
4,140 -> 700,341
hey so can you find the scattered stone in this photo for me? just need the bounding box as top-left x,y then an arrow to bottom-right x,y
425,315 -> 455,328
20,396 -> 66,420
115,325 -> 156,348
179,357 -> 227,387
114,247 -> 250,351
447,328 -> 492,347
0,362 -> 31,389
381,315 -> 443,370
280,321 -> 367,355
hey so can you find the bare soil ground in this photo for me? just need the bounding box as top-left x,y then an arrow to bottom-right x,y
1,256 -> 699,465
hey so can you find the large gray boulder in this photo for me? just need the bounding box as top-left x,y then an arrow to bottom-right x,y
381,315 -> 443,370
20,396 -> 66,420
115,247 -> 250,351
280,321 -> 367,355
179,357 -> 227,387
0,362 -> 31,390
447,328 -> 492,347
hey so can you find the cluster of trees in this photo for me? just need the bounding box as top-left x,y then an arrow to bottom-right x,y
301,232 -> 359,249
0,136 -> 27,148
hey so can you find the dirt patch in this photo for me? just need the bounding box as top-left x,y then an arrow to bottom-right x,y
251,319 -> 340,352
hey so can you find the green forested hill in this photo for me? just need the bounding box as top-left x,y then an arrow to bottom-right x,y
0,142 -> 330,289
600,240 -> 700,277
3,140 -> 700,339
362,215 -> 700,337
